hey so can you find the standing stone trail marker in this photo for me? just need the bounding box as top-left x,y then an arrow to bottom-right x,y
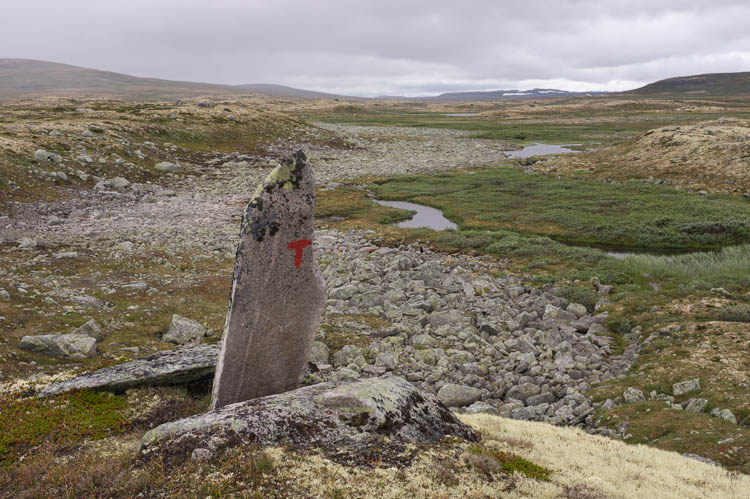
210,150 -> 326,410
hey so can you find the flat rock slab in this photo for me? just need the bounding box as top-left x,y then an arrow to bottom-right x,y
38,345 -> 219,397
141,376 -> 477,466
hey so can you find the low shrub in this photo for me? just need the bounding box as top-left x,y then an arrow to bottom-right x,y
717,304 -> 750,323
555,284 -> 598,312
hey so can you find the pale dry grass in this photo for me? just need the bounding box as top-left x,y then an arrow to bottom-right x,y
462,414 -> 750,499
261,414 -> 750,498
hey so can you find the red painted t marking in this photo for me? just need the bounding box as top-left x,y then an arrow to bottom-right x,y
287,239 -> 312,268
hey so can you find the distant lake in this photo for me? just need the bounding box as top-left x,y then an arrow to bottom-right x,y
375,200 -> 457,230
443,113 -> 478,117
506,143 -> 580,158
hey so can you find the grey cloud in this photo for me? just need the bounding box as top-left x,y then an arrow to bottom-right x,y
1,0 -> 749,96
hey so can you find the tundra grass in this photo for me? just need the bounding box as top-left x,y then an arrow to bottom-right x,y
372,167 -> 750,251
309,109 -> 658,145
619,244 -> 750,287
0,390 -> 129,467
307,99 -> 750,146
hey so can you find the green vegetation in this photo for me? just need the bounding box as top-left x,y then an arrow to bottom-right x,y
308,96 -> 750,147
619,244 -> 750,288
716,304 -> 750,323
310,108 -> 657,145
466,444 -> 552,481
373,168 -> 750,250
0,390 -> 128,466
319,161 -> 750,472
593,401 -> 749,473
554,284 -> 599,312
318,166 -> 750,290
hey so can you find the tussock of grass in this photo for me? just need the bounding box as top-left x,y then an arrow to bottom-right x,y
618,244 -> 750,288
716,304 -> 750,323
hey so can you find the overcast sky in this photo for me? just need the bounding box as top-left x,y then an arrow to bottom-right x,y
3,0 -> 750,96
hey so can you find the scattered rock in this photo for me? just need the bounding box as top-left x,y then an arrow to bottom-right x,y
673,378 -> 701,396
463,401 -> 500,415
155,161 -> 178,173
711,408 -> 738,424
623,387 -> 646,403
191,448 -> 213,462
437,383 -> 483,407
163,314 -> 207,345
94,177 -> 131,191
684,398 -> 708,413
309,341 -> 330,367
74,319 -> 104,341
19,333 -> 97,360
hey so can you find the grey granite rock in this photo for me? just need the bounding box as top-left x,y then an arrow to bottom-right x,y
566,303 -> 588,318
543,304 -> 577,323
463,401 -> 500,416
155,161 -> 178,172
38,344 -> 219,396
74,319 -> 104,341
623,387 -> 646,403
437,383 -> 483,407
711,408 -> 738,424
506,383 -> 541,402
684,398 -> 708,413
19,333 -> 96,360
211,151 -> 326,410
94,177 -> 130,191
141,376 -> 476,464
673,378 -> 701,396
163,314 -> 207,345
309,341 -> 330,367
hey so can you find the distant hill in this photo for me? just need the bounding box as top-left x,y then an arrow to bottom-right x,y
233,83 -> 352,100
0,59 -> 240,100
0,59 -> 353,101
626,72 -> 750,96
430,88 -> 610,101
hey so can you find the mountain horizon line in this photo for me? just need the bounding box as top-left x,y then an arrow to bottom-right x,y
1,58 -> 748,101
